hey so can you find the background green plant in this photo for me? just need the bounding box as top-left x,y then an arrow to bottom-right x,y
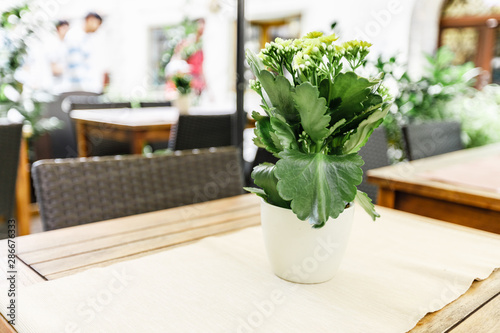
370,47 -> 494,161
0,2 -> 61,140
155,18 -> 201,85
171,73 -> 192,95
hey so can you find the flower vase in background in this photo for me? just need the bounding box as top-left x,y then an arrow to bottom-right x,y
172,73 -> 192,114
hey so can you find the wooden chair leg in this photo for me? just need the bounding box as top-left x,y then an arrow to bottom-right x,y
15,139 -> 30,236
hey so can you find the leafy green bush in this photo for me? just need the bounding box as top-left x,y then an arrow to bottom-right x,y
0,3 -> 60,139
445,84 -> 500,148
372,47 -> 477,160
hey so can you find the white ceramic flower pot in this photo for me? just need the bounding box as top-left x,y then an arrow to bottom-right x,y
174,94 -> 191,114
260,199 -> 355,284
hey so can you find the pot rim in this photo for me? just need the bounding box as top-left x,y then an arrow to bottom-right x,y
260,198 -> 355,214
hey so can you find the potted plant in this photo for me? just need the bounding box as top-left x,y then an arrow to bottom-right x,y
245,32 -> 392,283
171,73 -> 192,114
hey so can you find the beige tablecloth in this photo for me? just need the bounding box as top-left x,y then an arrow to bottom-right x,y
2,208 -> 500,333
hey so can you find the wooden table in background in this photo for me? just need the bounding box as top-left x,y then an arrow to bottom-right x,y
71,107 -> 178,156
71,106 -> 255,157
368,143 -> 500,234
1,194 -> 499,332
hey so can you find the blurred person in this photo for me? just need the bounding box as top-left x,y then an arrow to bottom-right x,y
63,12 -> 107,94
16,20 -> 70,94
48,20 -> 70,94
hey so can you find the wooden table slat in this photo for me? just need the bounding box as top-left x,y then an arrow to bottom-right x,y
21,206 -> 259,265
17,195 -> 260,254
448,291 -> 500,333
31,215 -> 260,278
410,269 -> 500,332
0,257 -> 45,286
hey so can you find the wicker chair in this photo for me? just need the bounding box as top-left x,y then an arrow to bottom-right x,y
168,114 -> 233,151
139,101 -> 172,108
67,95 -> 131,110
358,127 -> 390,203
0,122 -> 23,224
32,146 -> 244,231
43,92 -> 100,158
403,121 -> 463,161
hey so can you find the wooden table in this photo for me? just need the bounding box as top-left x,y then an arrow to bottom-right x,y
71,107 -> 179,156
71,106 -> 254,157
1,194 -> 499,332
368,143 -> 500,234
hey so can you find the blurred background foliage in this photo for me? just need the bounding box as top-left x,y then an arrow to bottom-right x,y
372,47 -> 500,162
0,3 -> 61,140
155,18 -> 201,84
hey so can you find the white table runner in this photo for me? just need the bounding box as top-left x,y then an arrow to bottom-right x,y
2,208 -> 500,333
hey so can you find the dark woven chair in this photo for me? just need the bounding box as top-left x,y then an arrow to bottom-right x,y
168,114 -> 233,151
32,146 -> 244,231
358,127 -> 390,203
43,92 -> 100,158
0,122 -> 23,225
139,101 -> 172,108
403,121 -> 463,161
67,95 -> 131,110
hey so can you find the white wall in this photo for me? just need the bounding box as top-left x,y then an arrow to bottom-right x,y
33,0 -> 440,103
247,0 -> 419,61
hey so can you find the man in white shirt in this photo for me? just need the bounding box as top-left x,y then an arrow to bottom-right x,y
47,20 -> 70,94
63,12 -> 106,94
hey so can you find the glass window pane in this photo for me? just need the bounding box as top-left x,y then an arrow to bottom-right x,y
443,0 -> 500,18
440,27 -> 479,65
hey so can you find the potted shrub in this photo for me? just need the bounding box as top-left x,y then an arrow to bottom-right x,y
245,32 -> 392,283
171,73 -> 192,114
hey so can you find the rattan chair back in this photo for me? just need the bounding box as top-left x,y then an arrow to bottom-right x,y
32,146 -> 244,230
403,121 -> 463,161
168,114 -> 233,151
358,127 -> 390,203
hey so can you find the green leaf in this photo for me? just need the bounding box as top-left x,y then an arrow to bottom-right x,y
243,187 -> 268,200
333,100 -> 382,135
252,163 -> 290,208
318,78 -> 330,101
269,132 -> 284,151
362,93 -> 383,110
328,119 -> 346,136
251,110 -> 266,121
293,82 -> 331,144
254,116 -> 280,154
329,72 -> 378,124
275,150 -> 363,227
270,117 -> 299,150
355,190 -> 380,221
259,71 -> 300,124
342,104 -> 390,154
246,49 -> 265,78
